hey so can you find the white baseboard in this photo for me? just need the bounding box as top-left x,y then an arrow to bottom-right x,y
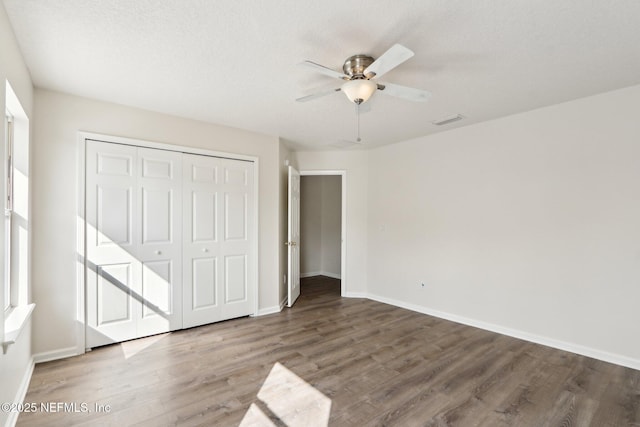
6,356 -> 34,427
300,271 -> 321,278
255,297 -> 287,317
33,346 -> 80,364
366,293 -> 640,372
301,271 -> 341,280
343,292 -> 368,299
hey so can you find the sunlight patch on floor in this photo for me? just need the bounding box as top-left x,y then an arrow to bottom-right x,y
240,362 -> 331,427
120,333 -> 168,359
242,403 -> 277,426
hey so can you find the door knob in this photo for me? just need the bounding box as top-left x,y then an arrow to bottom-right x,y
202,248 -> 209,253
155,250 -> 161,255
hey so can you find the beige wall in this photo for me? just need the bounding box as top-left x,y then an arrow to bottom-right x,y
320,175 -> 342,277
300,175 -> 341,278
0,3 -> 34,426
31,89 -> 281,357
366,84 -> 640,368
300,176 -> 322,274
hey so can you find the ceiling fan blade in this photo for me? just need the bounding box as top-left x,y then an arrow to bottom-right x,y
364,44 -> 414,79
299,60 -> 349,80
329,139 -> 365,149
378,82 -> 431,102
296,87 -> 342,102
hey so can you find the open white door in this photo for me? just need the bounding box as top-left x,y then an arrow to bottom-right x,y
287,166 -> 301,307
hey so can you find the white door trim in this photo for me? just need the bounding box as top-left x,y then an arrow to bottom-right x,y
299,170 -> 347,297
76,131 -> 259,354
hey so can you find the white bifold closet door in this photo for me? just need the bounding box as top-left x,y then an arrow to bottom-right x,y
182,153 -> 254,328
86,141 -> 183,347
85,140 -> 254,348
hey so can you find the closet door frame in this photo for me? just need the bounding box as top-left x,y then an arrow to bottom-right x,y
76,131 -> 259,354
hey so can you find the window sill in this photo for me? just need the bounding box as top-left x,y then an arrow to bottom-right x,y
2,303 -> 35,354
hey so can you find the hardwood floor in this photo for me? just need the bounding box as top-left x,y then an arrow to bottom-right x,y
18,276 -> 640,426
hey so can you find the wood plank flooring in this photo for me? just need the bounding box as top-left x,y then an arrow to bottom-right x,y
18,276 -> 640,426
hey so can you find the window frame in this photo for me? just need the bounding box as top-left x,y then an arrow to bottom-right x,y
4,111 -> 13,313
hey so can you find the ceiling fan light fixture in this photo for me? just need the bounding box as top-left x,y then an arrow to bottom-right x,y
341,79 -> 377,104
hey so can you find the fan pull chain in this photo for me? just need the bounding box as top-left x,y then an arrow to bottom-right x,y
356,102 -> 361,142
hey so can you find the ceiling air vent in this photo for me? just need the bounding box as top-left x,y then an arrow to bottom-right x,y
432,114 -> 463,126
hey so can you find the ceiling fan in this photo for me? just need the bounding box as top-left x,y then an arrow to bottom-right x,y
296,44 -> 431,106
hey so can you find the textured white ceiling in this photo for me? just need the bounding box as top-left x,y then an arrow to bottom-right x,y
4,0 -> 640,150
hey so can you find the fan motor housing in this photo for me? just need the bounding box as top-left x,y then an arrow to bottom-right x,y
343,55 -> 375,78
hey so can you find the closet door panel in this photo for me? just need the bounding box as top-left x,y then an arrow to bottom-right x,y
224,193 -> 247,241
183,154 -> 255,327
219,158 -> 254,319
192,191 -> 217,242
192,257 -> 217,309
182,154 -> 222,327
86,141 -> 140,347
137,147 -> 183,335
96,186 -> 132,246
224,254 -> 247,303
141,260 -> 173,317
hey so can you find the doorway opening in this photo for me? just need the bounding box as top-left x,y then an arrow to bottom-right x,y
299,171 -> 346,296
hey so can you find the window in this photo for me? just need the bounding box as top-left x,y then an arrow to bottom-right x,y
2,80 -> 33,352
